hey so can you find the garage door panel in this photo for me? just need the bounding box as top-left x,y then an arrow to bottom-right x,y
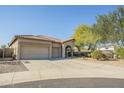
52,47 -> 60,58
21,46 -> 49,59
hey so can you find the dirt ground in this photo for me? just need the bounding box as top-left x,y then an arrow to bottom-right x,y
79,57 -> 124,68
0,61 -> 28,74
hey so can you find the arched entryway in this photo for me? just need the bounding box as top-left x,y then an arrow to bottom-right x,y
65,45 -> 72,58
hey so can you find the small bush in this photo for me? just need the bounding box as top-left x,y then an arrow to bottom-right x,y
102,51 -> 114,59
115,47 -> 124,59
91,50 -> 104,60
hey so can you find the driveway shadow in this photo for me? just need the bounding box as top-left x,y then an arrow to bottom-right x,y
1,77 -> 124,88
48,57 -> 77,61
21,58 -> 74,62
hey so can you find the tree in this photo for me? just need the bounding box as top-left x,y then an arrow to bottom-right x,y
94,6 -> 124,46
73,24 -> 99,50
115,7 -> 124,45
1,45 -> 6,48
91,24 -> 101,49
95,14 -> 113,43
73,6 -> 124,51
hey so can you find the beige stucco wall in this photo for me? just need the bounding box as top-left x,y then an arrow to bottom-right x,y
52,43 -> 61,47
63,41 -> 75,48
10,38 -> 53,59
19,39 -> 52,45
62,40 -> 75,58
9,40 -> 19,59
10,38 -> 75,59
20,38 -> 53,59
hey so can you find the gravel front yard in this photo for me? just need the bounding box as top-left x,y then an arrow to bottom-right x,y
78,58 -> 124,67
0,61 -> 28,74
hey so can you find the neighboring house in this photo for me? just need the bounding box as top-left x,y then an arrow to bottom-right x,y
97,45 -> 115,52
9,35 -> 75,60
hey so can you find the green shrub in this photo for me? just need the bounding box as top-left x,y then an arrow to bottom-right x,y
91,50 -> 104,60
102,51 -> 114,58
115,47 -> 124,59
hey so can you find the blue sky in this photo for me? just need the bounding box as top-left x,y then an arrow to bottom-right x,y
0,5 -> 122,45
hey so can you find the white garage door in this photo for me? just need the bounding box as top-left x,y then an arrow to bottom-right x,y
52,47 -> 59,58
21,46 -> 49,59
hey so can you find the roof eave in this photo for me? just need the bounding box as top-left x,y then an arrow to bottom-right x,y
9,36 -> 62,46
9,36 -> 18,47
62,38 -> 75,43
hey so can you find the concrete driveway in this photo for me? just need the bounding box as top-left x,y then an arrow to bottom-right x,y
0,58 -> 124,87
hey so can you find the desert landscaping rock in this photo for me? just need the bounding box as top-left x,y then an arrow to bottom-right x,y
0,61 -> 28,74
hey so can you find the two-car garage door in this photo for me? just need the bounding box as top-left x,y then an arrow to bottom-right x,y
21,45 -> 49,59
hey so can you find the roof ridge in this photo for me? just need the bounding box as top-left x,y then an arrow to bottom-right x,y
9,35 -> 75,47
36,35 -> 62,41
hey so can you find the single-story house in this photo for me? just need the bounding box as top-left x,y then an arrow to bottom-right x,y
9,35 -> 75,60
97,45 -> 115,52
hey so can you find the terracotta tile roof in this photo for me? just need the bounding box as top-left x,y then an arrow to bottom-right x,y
16,35 -> 62,42
36,35 -> 63,42
9,35 -> 74,46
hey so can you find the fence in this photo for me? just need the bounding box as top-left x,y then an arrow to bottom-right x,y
0,48 -> 14,58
